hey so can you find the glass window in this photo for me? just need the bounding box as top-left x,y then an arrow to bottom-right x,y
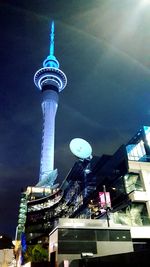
124,173 -> 144,193
126,141 -> 146,161
58,229 -> 96,241
113,203 -> 150,226
129,203 -> 150,226
144,126 -> 150,147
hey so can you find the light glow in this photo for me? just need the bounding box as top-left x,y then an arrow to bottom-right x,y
142,0 -> 150,4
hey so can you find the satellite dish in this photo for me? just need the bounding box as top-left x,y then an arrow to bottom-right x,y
69,138 -> 92,159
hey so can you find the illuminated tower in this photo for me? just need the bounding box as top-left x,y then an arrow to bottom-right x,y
34,21 -> 67,186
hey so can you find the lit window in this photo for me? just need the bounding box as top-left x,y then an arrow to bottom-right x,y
126,140 -> 146,161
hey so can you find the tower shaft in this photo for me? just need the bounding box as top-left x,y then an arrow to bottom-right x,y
40,90 -> 58,181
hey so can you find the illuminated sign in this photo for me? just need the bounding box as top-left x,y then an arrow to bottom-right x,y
99,192 -> 111,208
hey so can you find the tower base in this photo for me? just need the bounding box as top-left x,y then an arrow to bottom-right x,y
36,169 -> 58,188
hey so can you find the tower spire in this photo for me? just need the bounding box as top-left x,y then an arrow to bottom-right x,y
49,20 -> 54,56
43,21 -> 59,69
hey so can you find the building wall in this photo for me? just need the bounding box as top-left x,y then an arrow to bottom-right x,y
128,161 -> 150,219
49,219 -> 133,267
0,249 -> 14,267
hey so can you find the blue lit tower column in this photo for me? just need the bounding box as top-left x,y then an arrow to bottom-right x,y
34,21 -> 67,186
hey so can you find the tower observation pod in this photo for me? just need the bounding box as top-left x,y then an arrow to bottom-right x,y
34,21 -> 67,187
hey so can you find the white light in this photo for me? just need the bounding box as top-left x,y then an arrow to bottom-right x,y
141,0 -> 150,4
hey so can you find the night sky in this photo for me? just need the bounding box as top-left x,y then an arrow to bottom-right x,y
0,0 -> 150,238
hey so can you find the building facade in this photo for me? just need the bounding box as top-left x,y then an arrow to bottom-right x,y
15,126 -> 150,265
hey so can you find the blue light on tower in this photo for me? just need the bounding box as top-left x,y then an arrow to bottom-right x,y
34,21 -> 67,187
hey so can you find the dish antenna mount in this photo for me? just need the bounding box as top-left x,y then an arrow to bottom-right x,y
69,138 -> 92,160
